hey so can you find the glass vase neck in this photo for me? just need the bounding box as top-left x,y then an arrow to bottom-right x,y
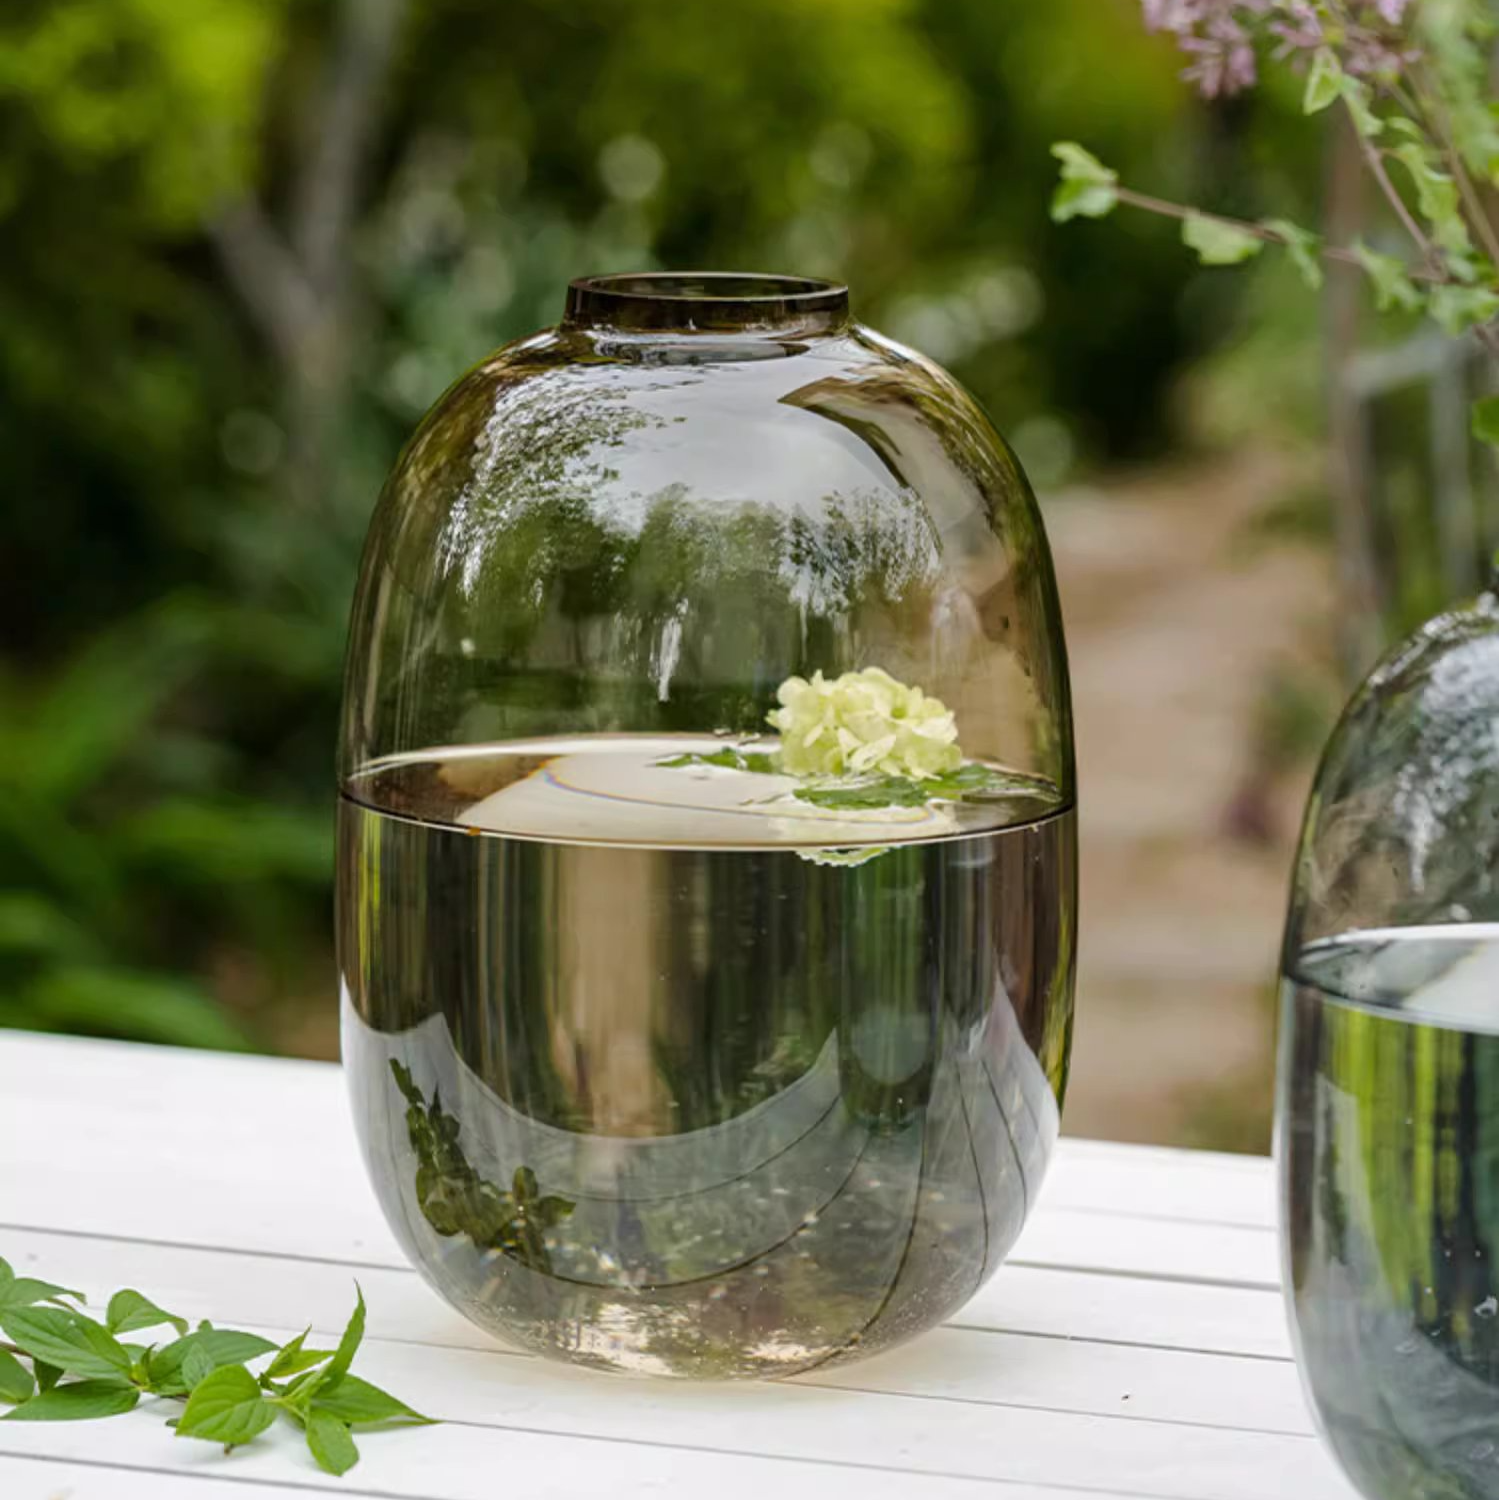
563,272 -> 850,337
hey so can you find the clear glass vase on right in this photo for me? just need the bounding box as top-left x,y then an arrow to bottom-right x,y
1279,587 -> 1499,1500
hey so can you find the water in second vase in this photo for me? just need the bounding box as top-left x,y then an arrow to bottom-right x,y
1282,925 -> 1499,1500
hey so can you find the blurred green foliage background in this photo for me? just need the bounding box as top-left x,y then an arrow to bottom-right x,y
1,0 -> 1332,1071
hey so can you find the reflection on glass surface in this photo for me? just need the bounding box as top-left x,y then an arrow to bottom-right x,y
338,274 -> 1075,1375
1280,596 -> 1499,1495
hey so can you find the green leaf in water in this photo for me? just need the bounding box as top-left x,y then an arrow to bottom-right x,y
794,761 -> 1053,813
656,747 -> 780,774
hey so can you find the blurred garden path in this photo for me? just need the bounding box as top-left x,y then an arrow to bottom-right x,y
1046,453 -> 1334,1150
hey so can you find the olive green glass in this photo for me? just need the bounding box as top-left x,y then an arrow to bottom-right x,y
1279,590 -> 1499,1494
338,272 -> 1076,1377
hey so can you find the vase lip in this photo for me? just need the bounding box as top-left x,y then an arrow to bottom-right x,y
564,271 -> 851,335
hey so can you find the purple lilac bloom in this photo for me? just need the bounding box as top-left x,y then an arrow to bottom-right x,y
1144,0 -> 1416,97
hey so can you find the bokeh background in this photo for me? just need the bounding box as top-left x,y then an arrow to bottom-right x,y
4,0 -> 1482,1149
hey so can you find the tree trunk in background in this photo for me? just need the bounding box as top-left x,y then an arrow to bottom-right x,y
210,0 -> 410,513
1324,114 -> 1386,679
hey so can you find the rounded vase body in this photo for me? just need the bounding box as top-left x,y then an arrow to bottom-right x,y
337,273 -> 1076,1377
1279,594 -> 1499,1494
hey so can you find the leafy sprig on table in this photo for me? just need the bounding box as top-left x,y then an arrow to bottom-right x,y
0,1257 -> 431,1476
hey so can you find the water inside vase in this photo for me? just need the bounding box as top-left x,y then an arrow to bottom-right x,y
1283,925 -> 1499,1499
338,734 -> 1074,1377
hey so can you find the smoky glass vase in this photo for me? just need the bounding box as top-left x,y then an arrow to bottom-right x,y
1280,589 -> 1499,1494
336,272 -> 1076,1378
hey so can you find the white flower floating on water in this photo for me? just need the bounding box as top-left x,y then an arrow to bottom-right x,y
655,665 -> 1054,824
768,667 -> 963,781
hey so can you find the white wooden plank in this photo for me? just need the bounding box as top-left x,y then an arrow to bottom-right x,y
1010,1210 -> 1279,1289
0,1229 -> 1307,1436
0,1453 -> 1247,1500
0,1359 -> 1357,1500
962,1266 -> 1291,1361
0,1032 -> 1280,1289
1,1225 -> 1293,1367
1046,1142 -> 1275,1230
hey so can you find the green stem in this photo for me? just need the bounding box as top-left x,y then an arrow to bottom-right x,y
1348,98 -> 1443,275
1112,186 -> 1444,282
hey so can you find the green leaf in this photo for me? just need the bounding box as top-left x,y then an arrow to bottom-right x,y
1430,284 -> 1499,336
1394,144 -> 1472,256
181,1344 -> 217,1391
33,1361 -> 61,1394
147,1328 -> 279,1395
311,1375 -> 433,1428
656,747 -> 779,774
277,1363 -> 332,1412
1304,50 -> 1342,114
107,1290 -> 188,1338
795,776 -> 929,810
0,1261 -> 83,1313
307,1410 -> 360,1476
1338,76 -> 1383,139
0,1277 -> 84,1312
0,1308 -> 132,1380
1473,395 -> 1499,448
0,1350 -> 35,1404
1049,142 -> 1118,223
1352,241 -> 1425,312
1182,215 -> 1263,267
2,1380 -> 139,1421
792,761 -> 1051,814
265,1329 -> 335,1381
1265,219 -> 1325,291
323,1287 -> 366,1389
175,1365 -> 277,1448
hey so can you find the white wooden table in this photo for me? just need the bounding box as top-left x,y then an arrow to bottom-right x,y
0,1031 -> 1357,1500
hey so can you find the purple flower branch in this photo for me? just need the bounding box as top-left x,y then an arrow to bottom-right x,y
1143,0 -> 1415,98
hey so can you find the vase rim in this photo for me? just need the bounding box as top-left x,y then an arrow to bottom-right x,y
564,272 -> 850,334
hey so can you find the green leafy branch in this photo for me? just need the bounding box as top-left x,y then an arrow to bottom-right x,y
0,1258 -> 431,1476
655,746 -> 1054,814
1051,14 -> 1499,445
